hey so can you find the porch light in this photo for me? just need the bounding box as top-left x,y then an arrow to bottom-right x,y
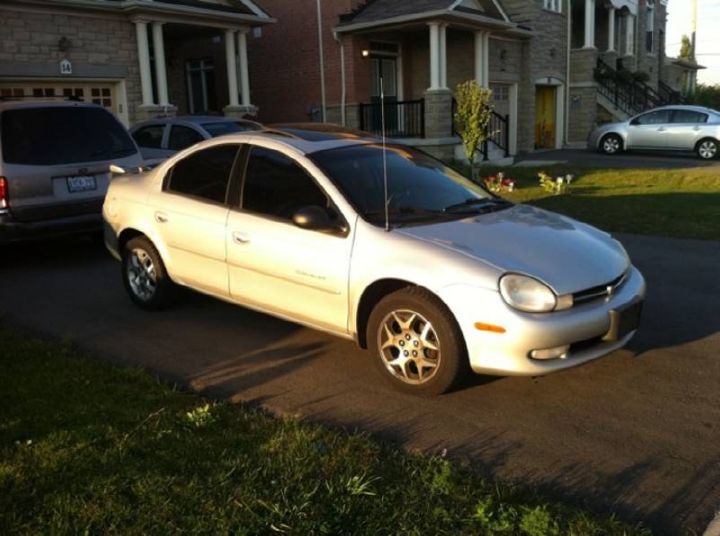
361,49 -> 370,57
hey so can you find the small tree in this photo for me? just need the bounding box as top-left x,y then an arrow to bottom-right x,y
679,35 -> 693,60
454,80 -> 494,179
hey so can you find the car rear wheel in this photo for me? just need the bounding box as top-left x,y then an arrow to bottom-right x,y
600,133 -> 623,155
122,236 -> 174,310
367,287 -> 469,396
696,138 -> 718,160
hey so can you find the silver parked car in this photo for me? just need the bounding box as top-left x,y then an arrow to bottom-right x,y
130,116 -> 263,160
0,100 -> 144,244
104,128 -> 646,396
589,105 -> 720,159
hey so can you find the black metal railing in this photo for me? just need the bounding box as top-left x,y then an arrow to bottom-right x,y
452,99 -> 510,160
358,99 -> 425,138
658,81 -> 684,105
594,58 -> 674,116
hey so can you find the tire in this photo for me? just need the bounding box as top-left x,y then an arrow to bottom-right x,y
600,133 -> 623,155
121,236 -> 175,310
696,138 -> 719,160
367,286 -> 470,396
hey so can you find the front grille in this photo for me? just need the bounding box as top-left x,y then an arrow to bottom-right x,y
573,271 -> 628,305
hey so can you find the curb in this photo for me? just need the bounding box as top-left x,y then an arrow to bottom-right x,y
704,511 -> 720,536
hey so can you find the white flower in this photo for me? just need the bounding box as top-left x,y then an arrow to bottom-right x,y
556,177 -> 564,184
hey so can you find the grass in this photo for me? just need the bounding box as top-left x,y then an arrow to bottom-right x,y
473,164 -> 720,240
0,324 -> 651,535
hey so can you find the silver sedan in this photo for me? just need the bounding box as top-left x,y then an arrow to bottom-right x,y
589,105 -> 720,160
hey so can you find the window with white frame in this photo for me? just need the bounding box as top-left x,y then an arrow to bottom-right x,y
645,0 -> 655,53
543,0 -> 562,13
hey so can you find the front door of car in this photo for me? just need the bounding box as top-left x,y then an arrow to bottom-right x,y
664,109 -> 708,150
626,109 -> 672,149
226,145 -> 353,334
150,143 -> 240,296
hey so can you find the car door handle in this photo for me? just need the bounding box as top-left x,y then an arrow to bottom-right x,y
232,231 -> 251,244
155,211 -> 168,223
657,127 -> 666,132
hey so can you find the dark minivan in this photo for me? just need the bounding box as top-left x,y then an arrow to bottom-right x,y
0,101 -> 143,243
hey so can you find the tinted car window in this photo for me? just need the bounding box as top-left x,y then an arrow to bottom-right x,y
166,144 -> 238,204
671,110 -> 708,124
1,106 -> 137,165
168,125 -> 204,150
133,124 -> 165,149
202,122 -> 245,137
242,147 -> 328,221
634,110 -> 672,125
310,145 -> 492,225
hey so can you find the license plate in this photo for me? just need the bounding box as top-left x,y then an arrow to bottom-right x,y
604,300 -> 644,342
66,175 -> 97,193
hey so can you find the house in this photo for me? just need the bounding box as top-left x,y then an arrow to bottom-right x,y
250,0 -> 688,160
0,0 -> 275,126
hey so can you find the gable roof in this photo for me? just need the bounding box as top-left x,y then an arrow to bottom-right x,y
338,0 -> 508,26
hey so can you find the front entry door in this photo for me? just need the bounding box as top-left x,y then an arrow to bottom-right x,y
535,86 -> 556,149
370,56 -> 398,133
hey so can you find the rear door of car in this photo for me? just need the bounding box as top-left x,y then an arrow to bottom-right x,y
131,123 -> 173,160
626,109 -> 672,149
0,105 -> 142,223
664,109 -> 709,151
225,144 -> 354,334
149,143 -> 240,296
166,124 -> 206,153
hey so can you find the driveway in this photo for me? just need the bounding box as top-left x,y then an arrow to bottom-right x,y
514,148 -> 720,169
1,233 -> 719,535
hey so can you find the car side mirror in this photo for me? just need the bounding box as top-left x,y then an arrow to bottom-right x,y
292,205 -> 343,233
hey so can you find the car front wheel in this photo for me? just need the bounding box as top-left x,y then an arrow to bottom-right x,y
600,133 -> 623,155
122,236 -> 174,310
367,287 -> 469,396
696,138 -> 718,160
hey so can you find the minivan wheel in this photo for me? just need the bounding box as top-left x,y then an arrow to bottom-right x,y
122,236 -> 174,310
696,138 -> 718,160
600,133 -> 623,155
367,287 -> 469,396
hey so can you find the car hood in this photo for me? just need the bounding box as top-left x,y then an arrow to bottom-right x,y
397,204 -> 629,295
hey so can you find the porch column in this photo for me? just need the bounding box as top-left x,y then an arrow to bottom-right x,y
428,22 -> 440,90
474,31 -> 485,87
482,32 -> 490,87
151,22 -> 169,105
134,20 -> 154,105
583,0 -> 595,48
236,29 -> 251,107
225,29 -> 239,107
608,7 -> 616,52
439,23 -> 448,89
624,13 -> 635,55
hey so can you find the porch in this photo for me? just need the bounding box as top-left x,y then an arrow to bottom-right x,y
333,2 -> 529,161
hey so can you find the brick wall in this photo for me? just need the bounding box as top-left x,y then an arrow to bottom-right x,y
0,6 -> 142,124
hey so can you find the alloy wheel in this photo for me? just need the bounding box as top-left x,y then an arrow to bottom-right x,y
126,248 -> 157,302
603,136 -> 620,154
377,309 -> 441,385
698,140 -> 717,160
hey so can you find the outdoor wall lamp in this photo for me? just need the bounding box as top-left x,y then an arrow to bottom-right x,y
361,49 -> 370,57
58,36 -> 72,52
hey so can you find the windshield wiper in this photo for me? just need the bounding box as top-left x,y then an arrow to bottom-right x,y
443,197 -> 513,214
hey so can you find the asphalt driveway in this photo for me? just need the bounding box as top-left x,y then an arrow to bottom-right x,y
514,148 -> 720,169
1,233 -> 719,534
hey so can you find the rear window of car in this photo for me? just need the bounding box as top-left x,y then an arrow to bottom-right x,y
201,122 -> 246,138
1,106 -> 137,165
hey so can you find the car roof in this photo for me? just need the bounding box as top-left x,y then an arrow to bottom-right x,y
0,99 -> 106,112
650,104 -> 720,115
203,130 -> 378,155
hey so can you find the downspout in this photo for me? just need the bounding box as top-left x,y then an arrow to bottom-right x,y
565,0 -> 571,146
316,0 -> 327,122
334,31 -> 347,126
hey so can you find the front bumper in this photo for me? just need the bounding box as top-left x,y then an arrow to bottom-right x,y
442,266 -> 646,376
0,209 -> 102,244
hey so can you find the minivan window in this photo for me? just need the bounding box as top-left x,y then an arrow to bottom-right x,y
1,106 -> 137,165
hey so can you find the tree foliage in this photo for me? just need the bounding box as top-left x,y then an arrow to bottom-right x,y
453,80 -> 494,167
679,35 -> 693,59
690,84 -> 720,109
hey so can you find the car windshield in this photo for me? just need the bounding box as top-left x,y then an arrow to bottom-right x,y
202,122 -> 255,137
1,106 -> 137,165
310,144 -> 507,226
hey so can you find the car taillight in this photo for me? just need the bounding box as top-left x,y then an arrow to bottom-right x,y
0,177 -> 8,209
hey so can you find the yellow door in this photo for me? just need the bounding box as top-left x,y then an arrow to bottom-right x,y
535,86 -> 556,149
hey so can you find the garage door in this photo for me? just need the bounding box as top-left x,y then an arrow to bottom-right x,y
0,81 -> 118,116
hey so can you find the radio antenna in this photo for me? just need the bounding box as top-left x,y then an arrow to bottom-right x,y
380,74 -> 390,232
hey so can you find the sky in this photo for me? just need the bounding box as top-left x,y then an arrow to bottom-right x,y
666,0 -> 720,84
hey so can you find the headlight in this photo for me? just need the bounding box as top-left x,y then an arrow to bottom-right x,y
499,274 -> 557,313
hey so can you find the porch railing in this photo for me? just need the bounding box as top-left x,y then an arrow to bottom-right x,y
358,99 -> 425,138
594,58 -> 665,116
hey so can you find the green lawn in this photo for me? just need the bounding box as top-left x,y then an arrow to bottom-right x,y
475,164 -> 720,240
0,324 -> 650,535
